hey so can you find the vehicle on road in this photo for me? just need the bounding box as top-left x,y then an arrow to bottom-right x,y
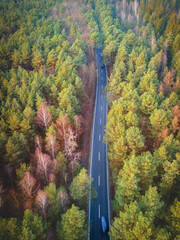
101,64 -> 105,68
101,216 -> 107,233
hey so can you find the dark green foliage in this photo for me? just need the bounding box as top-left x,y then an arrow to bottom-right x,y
0,217 -> 20,240
44,183 -> 68,222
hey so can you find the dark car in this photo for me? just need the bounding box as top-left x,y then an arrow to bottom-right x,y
101,64 -> 105,68
101,216 -> 107,233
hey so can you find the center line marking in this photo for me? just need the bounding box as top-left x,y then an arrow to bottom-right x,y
98,175 -> 100,186
98,152 -> 100,161
99,134 -> 101,141
101,105 -> 102,111
101,95 -> 103,99
100,118 -> 102,125
102,86 -> 103,90
102,77 -> 103,80
98,205 -> 100,218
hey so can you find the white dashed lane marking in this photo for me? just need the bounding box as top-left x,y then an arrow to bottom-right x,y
98,175 -> 100,186
98,205 -> 100,218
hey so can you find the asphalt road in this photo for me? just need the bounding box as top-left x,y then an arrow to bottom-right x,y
89,48 -> 110,240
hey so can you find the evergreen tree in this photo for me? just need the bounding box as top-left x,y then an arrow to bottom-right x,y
110,201 -> 152,240
0,217 -> 20,240
70,168 -> 93,205
139,92 -> 158,115
56,204 -> 87,240
44,183 -> 68,222
140,186 -> 163,221
114,154 -> 140,209
32,50 -> 44,71
150,109 -> 171,135
126,126 -> 145,154
20,209 -> 47,240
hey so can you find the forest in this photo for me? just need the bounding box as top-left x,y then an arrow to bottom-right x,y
0,0 -> 98,239
0,0 -> 180,239
91,0 -> 180,239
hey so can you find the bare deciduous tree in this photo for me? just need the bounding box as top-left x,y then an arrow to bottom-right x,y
36,152 -> 52,184
74,115 -> 83,142
37,103 -> 52,131
48,173 -> 56,183
55,114 -> 69,150
19,172 -> 37,199
132,0 -> 139,20
121,0 -> 127,22
55,115 -> 79,160
35,136 -> 43,152
36,189 -> 49,220
150,34 -> 156,50
59,191 -> 69,211
68,158 -> 79,174
45,134 -> 58,158
65,126 -> 78,160
162,51 -> 167,70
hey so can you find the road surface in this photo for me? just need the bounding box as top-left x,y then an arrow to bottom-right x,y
89,48 -> 110,240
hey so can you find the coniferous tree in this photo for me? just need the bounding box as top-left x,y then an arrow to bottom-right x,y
56,204 -> 87,240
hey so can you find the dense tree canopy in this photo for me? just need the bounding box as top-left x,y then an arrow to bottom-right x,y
90,0 -> 180,239
0,0 -> 179,239
0,0 -> 96,238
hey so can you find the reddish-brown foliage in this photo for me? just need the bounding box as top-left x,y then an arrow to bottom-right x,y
55,114 -> 69,149
35,136 -> 43,152
19,172 -> 37,199
37,103 -> 52,131
74,115 -> 83,142
36,189 -> 48,220
36,152 -> 52,184
171,105 -> 180,134
55,115 -> 79,161
7,189 -> 22,213
45,134 -> 59,158
150,34 -> 156,50
154,128 -> 170,148
163,71 -> 174,96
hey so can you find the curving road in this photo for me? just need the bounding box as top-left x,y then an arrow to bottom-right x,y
88,48 -> 110,240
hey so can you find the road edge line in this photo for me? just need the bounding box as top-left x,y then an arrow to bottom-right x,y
88,48 -> 99,240
105,64 -> 111,236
